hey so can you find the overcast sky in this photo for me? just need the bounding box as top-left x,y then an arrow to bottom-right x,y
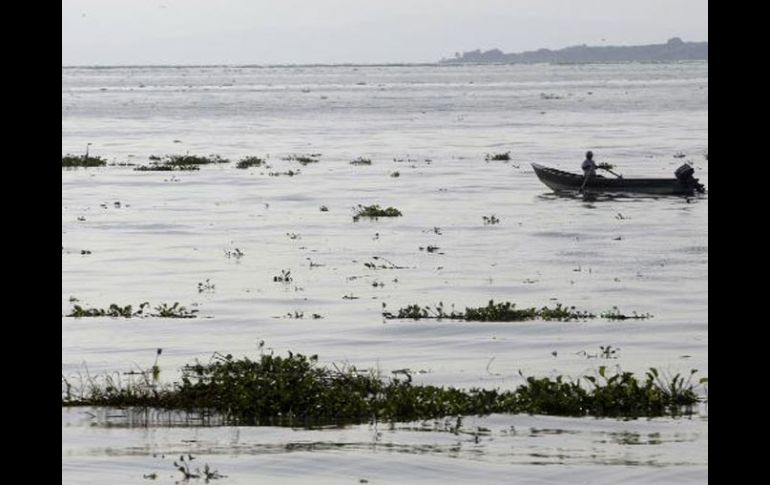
62,0 -> 708,65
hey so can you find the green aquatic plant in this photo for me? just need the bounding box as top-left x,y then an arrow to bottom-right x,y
134,154 -> 228,171
173,455 -> 225,481
383,300 -> 596,322
197,279 -> 215,293
485,151 -> 511,161
67,303 -> 139,318
63,351 -> 704,422
225,248 -> 244,259
154,302 -> 198,318
600,306 -> 652,320
273,269 -> 293,283
62,154 -> 107,167
162,154 -> 230,166
135,164 -> 199,172
283,154 -> 319,165
353,205 -> 403,221
268,169 -> 300,176
66,302 -> 196,319
236,156 -> 266,169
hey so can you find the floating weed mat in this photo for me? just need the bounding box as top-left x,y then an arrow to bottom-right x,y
66,302 -> 198,318
62,350 -> 705,422
383,301 -> 596,321
135,154 -> 229,171
62,154 -> 107,167
283,154 -> 320,165
236,156 -> 267,169
353,204 -> 403,221
485,151 -> 511,161
600,306 -> 653,320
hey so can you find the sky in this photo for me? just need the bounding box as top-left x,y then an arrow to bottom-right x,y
62,0 -> 708,66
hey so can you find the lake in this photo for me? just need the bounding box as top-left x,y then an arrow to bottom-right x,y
62,62 -> 708,484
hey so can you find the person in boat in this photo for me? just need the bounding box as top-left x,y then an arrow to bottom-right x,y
581,151 -> 598,177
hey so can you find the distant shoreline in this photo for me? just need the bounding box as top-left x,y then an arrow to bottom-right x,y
61,60 -> 708,69
441,38 -> 707,65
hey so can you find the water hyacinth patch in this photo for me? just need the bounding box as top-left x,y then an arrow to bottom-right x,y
66,302 -> 197,319
353,205 -> 403,221
383,300 -> 597,321
485,151 -> 511,161
236,156 -> 266,169
62,350 -> 705,423
135,154 -> 229,171
62,154 -> 107,167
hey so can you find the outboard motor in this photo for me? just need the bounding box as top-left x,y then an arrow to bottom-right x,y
674,164 -> 705,193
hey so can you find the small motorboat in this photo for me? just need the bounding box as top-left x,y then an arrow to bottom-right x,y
531,163 -> 705,195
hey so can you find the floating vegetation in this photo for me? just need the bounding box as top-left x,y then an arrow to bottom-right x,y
383,301 -> 594,322
600,307 -> 653,320
197,279 -> 215,293
173,455 -> 226,481
63,350 -> 704,421
350,157 -> 372,165
353,204 -> 403,221
485,151 -> 511,161
62,154 -> 107,167
151,303 -> 198,318
225,248 -> 244,259
268,169 -> 300,176
135,164 -> 199,172
273,269 -> 293,283
161,154 -> 229,166
135,154 -> 228,171
283,154 -> 319,165
68,303 -> 144,318
282,311 -> 323,320
363,256 -> 407,269
67,302 -> 197,319
236,156 -> 266,169
578,345 -> 620,359
483,215 -> 500,225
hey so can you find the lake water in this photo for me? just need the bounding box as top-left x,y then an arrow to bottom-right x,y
62,62 -> 708,484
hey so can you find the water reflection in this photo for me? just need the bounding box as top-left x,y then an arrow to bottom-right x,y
65,408 -> 706,467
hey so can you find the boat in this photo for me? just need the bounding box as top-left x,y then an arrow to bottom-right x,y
531,163 -> 705,195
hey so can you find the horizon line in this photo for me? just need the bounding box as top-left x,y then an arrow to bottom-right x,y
61,59 -> 708,69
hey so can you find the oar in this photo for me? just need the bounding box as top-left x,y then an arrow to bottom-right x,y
579,174 -> 589,193
598,163 -> 622,178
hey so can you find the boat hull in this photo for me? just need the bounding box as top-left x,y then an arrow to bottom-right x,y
531,163 -> 700,195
